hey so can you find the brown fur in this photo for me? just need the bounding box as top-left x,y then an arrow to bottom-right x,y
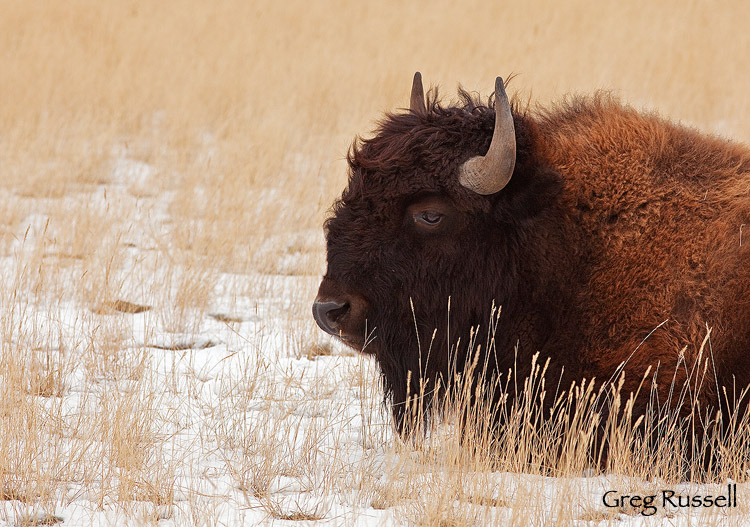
315,85 -> 750,433
538,96 -> 750,415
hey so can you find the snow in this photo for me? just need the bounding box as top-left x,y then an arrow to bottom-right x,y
0,156 -> 747,526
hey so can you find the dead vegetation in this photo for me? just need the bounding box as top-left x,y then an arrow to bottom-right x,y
1,0 -> 749,525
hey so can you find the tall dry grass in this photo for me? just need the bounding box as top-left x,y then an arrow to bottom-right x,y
1,0 -> 750,525
2,0 -> 749,272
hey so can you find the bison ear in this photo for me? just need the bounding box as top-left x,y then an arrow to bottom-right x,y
495,165 -> 563,222
410,72 -> 427,114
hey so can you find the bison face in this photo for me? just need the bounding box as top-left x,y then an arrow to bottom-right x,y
315,180 -> 503,426
314,192 -> 470,352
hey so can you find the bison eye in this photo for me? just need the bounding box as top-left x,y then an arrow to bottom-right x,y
414,210 -> 444,228
406,195 -> 455,233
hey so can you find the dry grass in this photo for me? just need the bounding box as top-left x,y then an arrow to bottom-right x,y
1,0 -> 750,525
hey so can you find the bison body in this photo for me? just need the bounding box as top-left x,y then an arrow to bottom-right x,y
313,74 -> 750,431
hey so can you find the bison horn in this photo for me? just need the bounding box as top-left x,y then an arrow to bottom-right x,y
410,72 -> 426,113
458,77 -> 516,195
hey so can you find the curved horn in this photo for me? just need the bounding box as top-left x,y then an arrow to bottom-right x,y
410,72 -> 426,113
458,77 -> 516,195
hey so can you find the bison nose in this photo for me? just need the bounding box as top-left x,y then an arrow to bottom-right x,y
312,299 -> 350,336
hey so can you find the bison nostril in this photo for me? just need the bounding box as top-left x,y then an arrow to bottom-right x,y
312,300 -> 350,336
327,302 -> 350,322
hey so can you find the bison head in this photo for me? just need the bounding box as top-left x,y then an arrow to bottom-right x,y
313,73 -> 564,430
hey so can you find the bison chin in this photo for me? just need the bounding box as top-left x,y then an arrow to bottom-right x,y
382,312 -> 508,436
314,273 -> 510,436
372,307 -> 524,440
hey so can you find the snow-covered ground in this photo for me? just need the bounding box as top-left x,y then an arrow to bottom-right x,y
0,157 -> 747,526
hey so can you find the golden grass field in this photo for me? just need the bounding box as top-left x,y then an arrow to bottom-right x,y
2,1 -> 750,525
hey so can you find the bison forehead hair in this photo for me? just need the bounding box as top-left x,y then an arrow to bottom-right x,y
346,89 -> 491,191
314,72 -> 750,434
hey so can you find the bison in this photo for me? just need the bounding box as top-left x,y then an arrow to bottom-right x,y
313,72 -> 750,436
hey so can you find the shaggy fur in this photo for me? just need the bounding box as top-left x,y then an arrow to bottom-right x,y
317,85 -> 750,433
